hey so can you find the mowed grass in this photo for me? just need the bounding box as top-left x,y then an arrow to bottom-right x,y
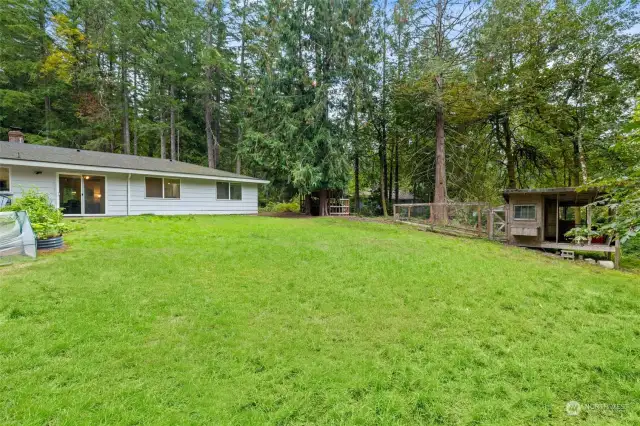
1,216 -> 639,425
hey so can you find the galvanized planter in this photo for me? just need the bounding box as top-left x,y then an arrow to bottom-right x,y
37,236 -> 64,250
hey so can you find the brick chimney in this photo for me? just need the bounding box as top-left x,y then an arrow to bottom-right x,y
8,127 -> 24,143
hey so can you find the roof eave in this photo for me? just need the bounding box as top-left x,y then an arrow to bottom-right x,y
0,158 -> 270,184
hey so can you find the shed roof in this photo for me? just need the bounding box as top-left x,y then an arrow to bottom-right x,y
0,141 -> 268,183
503,187 -> 602,204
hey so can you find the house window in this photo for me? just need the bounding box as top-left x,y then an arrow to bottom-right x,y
514,205 -> 536,220
164,179 -> 180,199
0,167 -> 9,192
217,182 -> 242,200
146,177 -> 180,199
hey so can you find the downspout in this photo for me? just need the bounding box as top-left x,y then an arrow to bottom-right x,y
127,173 -> 131,216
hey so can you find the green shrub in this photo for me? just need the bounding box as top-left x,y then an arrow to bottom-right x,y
1,189 -> 69,239
564,226 -> 602,245
260,200 -> 301,213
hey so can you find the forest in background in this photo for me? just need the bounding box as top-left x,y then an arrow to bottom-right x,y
1,0 -> 639,217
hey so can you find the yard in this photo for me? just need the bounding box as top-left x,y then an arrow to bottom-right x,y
1,216 -> 639,424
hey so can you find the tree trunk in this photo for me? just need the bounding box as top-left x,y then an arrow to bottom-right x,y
160,112 -> 166,160
355,153 -> 360,214
121,62 -> 130,154
205,93 -> 215,167
433,102 -> 447,222
502,116 -> 516,188
319,189 -> 329,216
214,84 -> 221,167
394,134 -> 399,204
170,84 -> 176,160
379,0 -> 388,217
388,143 -> 393,206
432,0 -> 447,222
236,0 -> 248,175
204,4 -> 216,168
304,194 -> 312,215
133,65 -> 138,156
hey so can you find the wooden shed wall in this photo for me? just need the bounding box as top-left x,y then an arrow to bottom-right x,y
507,193 -> 544,244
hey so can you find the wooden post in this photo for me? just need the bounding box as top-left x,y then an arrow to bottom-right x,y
556,194 -> 560,244
408,205 -> 411,221
488,208 -> 494,240
614,237 -> 621,269
586,202 -> 592,245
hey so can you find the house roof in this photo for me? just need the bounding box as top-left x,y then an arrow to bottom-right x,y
0,141 -> 268,183
503,187 -> 603,204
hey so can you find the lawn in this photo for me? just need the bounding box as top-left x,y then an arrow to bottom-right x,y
1,216 -> 639,425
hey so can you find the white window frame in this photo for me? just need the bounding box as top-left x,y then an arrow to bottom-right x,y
514,204 -> 536,221
216,181 -> 242,201
0,166 -> 10,193
55,172 -> 108,216
145,176 -> 181,200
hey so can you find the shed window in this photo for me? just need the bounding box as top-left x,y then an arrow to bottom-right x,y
146,177 -> 180,199
514,205 -> 536,220
217,182 -> 242,200
0,167 -> 9,192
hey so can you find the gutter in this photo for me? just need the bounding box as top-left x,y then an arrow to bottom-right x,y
0,158 -> 270,184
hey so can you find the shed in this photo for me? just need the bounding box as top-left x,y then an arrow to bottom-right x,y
502,187 -> 620,267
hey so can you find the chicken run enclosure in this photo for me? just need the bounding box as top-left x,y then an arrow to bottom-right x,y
393,203 -> 507,240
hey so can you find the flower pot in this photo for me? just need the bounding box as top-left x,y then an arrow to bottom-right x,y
37,236 -> 64,250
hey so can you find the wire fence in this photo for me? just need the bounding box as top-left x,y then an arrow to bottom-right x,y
393,203 -> 506,240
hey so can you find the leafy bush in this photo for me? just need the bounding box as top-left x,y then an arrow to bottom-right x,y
1,189 -> 69,239
565,226 -> 602,245
260,200 -> 301,213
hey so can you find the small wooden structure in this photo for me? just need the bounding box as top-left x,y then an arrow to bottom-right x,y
302,190 -> 350,216
329,198 -> 350,216
503,187 -> 621,268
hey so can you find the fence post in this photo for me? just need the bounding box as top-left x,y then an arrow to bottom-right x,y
488,209 -> 494,240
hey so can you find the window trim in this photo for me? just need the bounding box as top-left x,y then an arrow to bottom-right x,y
0,165 -> 11,193
145,176 -> 181,200
216,181 -> 242,201
514,204 -> 536,221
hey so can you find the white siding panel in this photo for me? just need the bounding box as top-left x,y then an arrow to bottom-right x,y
128,175 -> 258,215
4,165 -> 57,203
2,165 -> 259,216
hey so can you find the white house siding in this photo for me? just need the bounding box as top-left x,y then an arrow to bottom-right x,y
6,165 -> 57,201
128,175 -> 258,215
2,164 -> 258,216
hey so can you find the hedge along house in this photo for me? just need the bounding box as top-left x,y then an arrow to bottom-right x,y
0,131 -> 268,216
502,187 -> 621,267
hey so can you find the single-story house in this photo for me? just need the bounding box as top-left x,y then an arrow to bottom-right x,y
0,132 -> 268,216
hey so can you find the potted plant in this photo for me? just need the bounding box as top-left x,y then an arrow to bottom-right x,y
564,226 -> 601,245
1,188 -> 69,249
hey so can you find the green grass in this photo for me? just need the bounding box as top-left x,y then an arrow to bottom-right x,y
1,216 -> 639,425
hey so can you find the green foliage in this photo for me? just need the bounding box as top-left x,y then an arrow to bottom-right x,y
564,226 -> 601,245
0,0 -> 638,217
260,200 -> 301,213
1,189 -> 69,239
591,171 -> 640,244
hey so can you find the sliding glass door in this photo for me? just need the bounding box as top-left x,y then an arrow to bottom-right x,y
59,175 -> 82,214
83,176 -> 105,214
58,175 -> 106,215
